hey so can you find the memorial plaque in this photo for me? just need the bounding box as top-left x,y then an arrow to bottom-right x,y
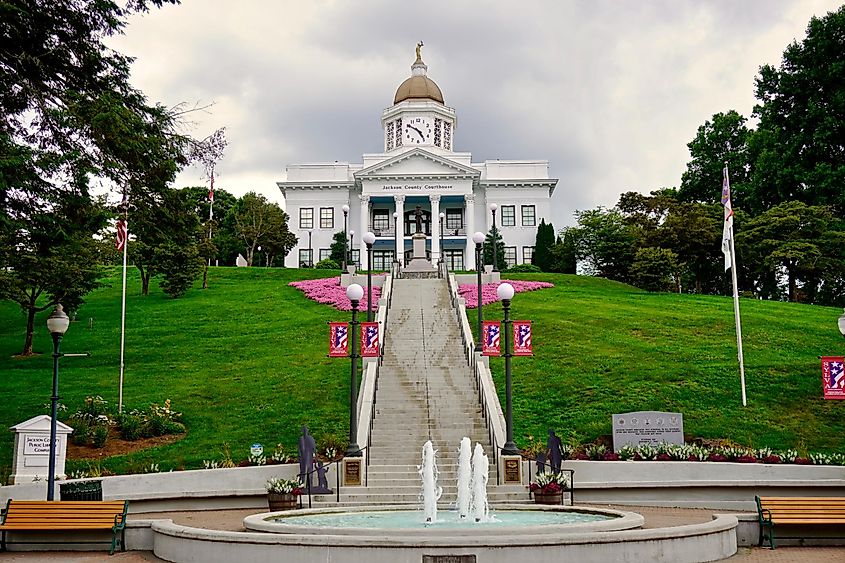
612,411 -> 684,452
343,458 -> 361,486
503,456 -> 521,484
422,556 -> 476,563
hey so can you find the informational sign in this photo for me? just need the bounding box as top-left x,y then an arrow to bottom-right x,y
612,411 -> 684,452
250,443 -> 263,457
328,322 -> 349,358
513,321 -> 533,356
481,321 -> 501,356
24,435 -> 60,456
361,322 -> 380,358
821,356 -> 845,400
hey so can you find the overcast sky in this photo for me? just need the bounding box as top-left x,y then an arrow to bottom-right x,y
109,0 -> 841,227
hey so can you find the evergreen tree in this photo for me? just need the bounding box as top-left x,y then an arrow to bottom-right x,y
483,227 -> 507,271
330,232 -> 348,264
532,219 -> 555,271
549,228 -> 577,274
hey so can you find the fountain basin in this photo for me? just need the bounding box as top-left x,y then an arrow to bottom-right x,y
243,504 -> 643,537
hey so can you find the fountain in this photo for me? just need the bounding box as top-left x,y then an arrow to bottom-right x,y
469,442 -> 489,522
455,437 -> 472,519
418,440 -> 441,523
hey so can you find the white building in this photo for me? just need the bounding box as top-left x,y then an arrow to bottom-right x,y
279,47 -> 557,271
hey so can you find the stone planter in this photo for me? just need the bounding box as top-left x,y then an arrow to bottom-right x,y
533,491 -> 563,505
267,492 -> 298,511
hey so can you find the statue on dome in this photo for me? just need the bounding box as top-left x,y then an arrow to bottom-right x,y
415,40 -> 424,61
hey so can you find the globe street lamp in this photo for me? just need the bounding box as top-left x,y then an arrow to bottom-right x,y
342,204 -> 350,272
472,231 -> 485,352
488,203 -> 499,272
497,282 -> 519,455
439,211 -> 446,270
345,284 -> 364,457
838,308 -> 845,339
363,231 -> 376,322
46,304 -> 70,501
392,212 -> 400,267
349,230 -> 355,268
307,230 -> 313,267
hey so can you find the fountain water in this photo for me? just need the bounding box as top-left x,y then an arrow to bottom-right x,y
455,437 -> 472,519
470,442 -> 489,522
419,440 -> 441,523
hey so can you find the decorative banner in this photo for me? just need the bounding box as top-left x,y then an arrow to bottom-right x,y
328,322 -> 349,357
361,322 -> 380,358
513,320 -> 533,356
482,321 -> 501,356
821,356 -> 845,400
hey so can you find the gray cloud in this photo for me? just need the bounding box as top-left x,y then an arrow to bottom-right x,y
109,0 -> 841,226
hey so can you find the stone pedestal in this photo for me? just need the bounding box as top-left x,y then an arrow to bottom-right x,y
403,233 -> 437,277
10,415 -> 73,484
342,457 -> 363,486
501,454 -> 523,485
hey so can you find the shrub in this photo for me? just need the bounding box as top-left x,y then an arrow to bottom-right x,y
315,258 -> 340,270
506,263 -> 541,273
92,425 -> 109,448
117,413 -> 142,441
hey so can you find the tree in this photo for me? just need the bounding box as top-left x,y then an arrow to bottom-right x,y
630,247 -> 680,292
532,219 -> 555,271
0,171 -> 107,355
330,232 -> 348,265
752,5 -> 845,215
231,192 -> 293,266
571,208 -> 637,283
260,206 -> 297,266
181,186 -> 237,266
549,229 -> 577,274
678,111 -> 754,209
483,227 -> 507,272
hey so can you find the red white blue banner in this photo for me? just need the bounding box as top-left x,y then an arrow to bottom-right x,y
361,322 -> 380,358
513,321 -> 533,356
821,356 -> 845,400
328,322 -> 349,358
482,321 -> 501,356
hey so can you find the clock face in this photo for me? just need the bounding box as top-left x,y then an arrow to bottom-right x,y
404,117 -> 432,145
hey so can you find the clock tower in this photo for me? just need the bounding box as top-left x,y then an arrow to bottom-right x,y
382,43 -> 457,152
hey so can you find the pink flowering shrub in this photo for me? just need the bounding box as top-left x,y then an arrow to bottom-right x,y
458,279 -> 554,309
289,277 -> 382,312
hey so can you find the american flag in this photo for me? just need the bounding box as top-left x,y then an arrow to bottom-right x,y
333,325 -> 347,348
208,172 -> 215,203
517,323 -> 531,347
830,360 -> 844,389
485,324 -> 500,348
365,325 -> 378,348
721,165 -> 734,271
115,219 -> 127,251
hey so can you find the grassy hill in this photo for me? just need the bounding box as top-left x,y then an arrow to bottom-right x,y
1,268 -> 842,477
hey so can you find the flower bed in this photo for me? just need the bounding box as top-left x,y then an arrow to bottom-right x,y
288,277 -> 382,311
458,280 -> 554,309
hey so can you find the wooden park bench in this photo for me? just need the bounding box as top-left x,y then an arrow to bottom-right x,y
0,499 -> 128,555
755,495 -> 845,549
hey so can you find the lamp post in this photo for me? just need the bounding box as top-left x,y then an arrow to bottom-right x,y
349,230 -> 355,268
342,204 -> 350,272
497,283 -> 519,455
392,211 -> 400,267
256,245 -> 262,267
488,203 -> 499,272
345,284 -> 364,457
439,211 -> 446,269
363,231 -> 376,322
838,308 -> 845,339
472,231 -> 485,352
46,304 -> 70,501
307,230 -> 313,267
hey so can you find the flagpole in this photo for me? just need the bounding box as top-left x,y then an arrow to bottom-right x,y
729,225 -> 747,406
118,212 -> 128,413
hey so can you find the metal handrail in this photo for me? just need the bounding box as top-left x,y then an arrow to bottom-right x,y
299,445 -> 369,508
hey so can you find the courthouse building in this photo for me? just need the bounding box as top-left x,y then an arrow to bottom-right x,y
279,47 -> 558,270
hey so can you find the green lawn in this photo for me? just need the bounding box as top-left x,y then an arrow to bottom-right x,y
1,269 -> 842,477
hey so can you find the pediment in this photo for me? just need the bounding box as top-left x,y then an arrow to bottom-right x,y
10,414 -> 73,433
356,149 -> 480,180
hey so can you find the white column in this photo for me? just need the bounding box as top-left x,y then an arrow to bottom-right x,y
430,194 -> 441,265
394,194 -> 405,265
465,193 -> 475,269
359,194 -> 370,270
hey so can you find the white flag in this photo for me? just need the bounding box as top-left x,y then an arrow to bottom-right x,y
721,165 -> 734,271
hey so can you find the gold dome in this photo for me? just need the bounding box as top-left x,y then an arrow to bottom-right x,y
393,75 -> 444,104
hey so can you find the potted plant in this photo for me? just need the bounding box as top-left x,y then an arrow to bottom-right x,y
529,471 -> 569,505
266,477 -> 303,511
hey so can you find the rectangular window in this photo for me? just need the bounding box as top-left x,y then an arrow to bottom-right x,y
373,250 -> 394,271
521,205 -> 536,227
445,249 -> 464,271
319,248 -> 331,261
351,249 -> 361,266
372,209 -> 390,233
319,207 -> 334,229
504,246 -> 517,268
298,249 -> 313,267
523,246 -> 535,264
501,205 -> 516,227
299,207 -> 314,229
445,208 -> 463,231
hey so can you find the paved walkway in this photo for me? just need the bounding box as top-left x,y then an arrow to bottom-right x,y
4,506 -> 844,561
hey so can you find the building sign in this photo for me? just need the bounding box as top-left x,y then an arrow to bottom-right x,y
361,322 -> 380,358
481,321 -> 501,356
612,411 -> 684,452
821,356 -> 845,400
328,322 -> 349,357
513,321 -> 533,356
380,184 -> 455,191
24,435 -> 60,456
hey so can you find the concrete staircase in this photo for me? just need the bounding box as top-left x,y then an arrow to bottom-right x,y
314,278 -> 526,506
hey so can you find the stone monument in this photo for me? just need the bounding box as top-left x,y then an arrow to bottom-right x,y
612,411 -> 684,452
10,415 -> 73,484
402,205 -> 437,277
